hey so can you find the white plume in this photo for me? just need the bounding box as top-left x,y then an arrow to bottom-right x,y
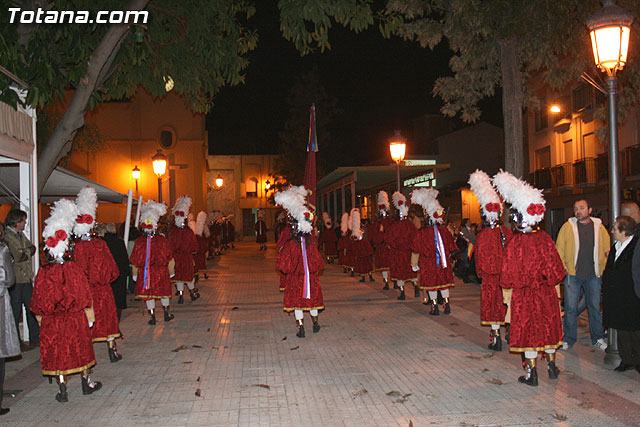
350,208 -> 361,238
468,169 -> 502,222
43,198 -> 79,259
377,191 -> 389,211
274,185 -> 313,234
73,186 -> 97,236
492,170 -> 546,225
392,191 -> 408,218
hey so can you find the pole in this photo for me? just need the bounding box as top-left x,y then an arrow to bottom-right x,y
604,74 -> 621,366
396,161 -> 401,192
157,176 -> 163,203
123,189 -> 133,245
135,196 -> 142,227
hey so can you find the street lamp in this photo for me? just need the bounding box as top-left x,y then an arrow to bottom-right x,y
587,0 -> 633,366
152,150 -> 167,203
132,165 -> 141,193
215,174 -> 224,188
389,130 -> 407,192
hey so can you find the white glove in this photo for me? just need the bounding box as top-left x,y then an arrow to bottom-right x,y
132,276 -> 137,281
88,321 -> 94,328
411,265 -> 419,272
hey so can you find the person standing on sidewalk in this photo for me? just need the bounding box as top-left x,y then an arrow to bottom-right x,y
169,196 -> 200,304
193,212 -> 210,283
493,171 -> 566,387
318,213 -> 338,263
3,209 -> 39,349
350,208 -> 375,283
0,222 -> 20,415
131,201 -> 175,325
337,212 -> 351,274
275,186 -> 324,338
255,210 -> 268,251
556,199 -> 610,351
385,192 -> 418,301
371,191 -> 394,289
469,170 -> 513,352
31,198 -> 102,402
72,187 -> 122,363
411,188 -> 457,315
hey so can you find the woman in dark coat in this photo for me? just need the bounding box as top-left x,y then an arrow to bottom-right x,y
102,224 -> 130,320
602,216 -> 640,373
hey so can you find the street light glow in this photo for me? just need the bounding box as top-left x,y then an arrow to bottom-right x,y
389,130 -> 407,163
215,174 -> 224,187
132,165 -> 141,180
550,105 -> 561,113
152,150 -> 167,177
587,0 -> 633,75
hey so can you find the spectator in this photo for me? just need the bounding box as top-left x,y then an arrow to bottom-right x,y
622,202 -> 640,299
602,216 -> 640,373
102,223 -> 130,321
255,210 -> 268,251
3,209 -> 39,350
0,222 -> 20,415
457,218 -> 476,283
556,199 -> 610,350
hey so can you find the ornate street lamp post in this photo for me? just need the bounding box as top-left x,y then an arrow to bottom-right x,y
152,150 -> 167,203
389,130 -> 407,192
586,0 -> 633,365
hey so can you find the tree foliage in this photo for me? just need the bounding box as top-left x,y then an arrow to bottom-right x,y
0,0 -> 258,195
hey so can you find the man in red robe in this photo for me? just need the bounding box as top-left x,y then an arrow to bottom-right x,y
350,208 -> 375,282
318,212 -> 338,263
131,201 -> 175,325
494,170 -> 566,386
469,170 -> 514,351
385,192 -> 418,300
193,212 -> 210,282
73,187 -> 121,362
169,196 -> 199,304
371,191 -> 394,289
31,198 -> 102,402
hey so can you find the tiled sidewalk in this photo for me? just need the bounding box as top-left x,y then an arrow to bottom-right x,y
3,241 -> 639,426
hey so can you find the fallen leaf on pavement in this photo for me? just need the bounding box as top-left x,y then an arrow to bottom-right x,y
352,389 -> 368,398
290,346 -> 300,351
409,421 -> 413,427
578,402 -> 593,409
386,391 -> 401,397
212,346 -> 219,349
172,345 -> 189,352
487,378 -> 505,385
195,389 -> 201,397
231,306 -> 239,310
253,384 -> 270,390
449,322 -> 459,326
552,413 -> 567,421
282,336 -> 287,341
181,361 -> 192,364
402,393 -> 412,398
197,377 -> 200,382
192,345 -> 203,348
207,328 -> 210,332
482,368 -> 490,372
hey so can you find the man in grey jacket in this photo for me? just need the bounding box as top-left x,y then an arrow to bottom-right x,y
3,210 -> 39,349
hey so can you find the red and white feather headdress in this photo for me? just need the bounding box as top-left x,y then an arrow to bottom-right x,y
469,170 -> 503,222
43,198 -> 79,259
492,170 -> 546,225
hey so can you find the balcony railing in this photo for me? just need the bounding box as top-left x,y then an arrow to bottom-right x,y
551,163 -> 573,187
574,157 -> 597,185
596,153 -> 608,181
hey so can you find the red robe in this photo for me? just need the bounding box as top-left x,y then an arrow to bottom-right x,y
501,230 -> 566,352
169,225 -> 198,282
31,261 -> 96,376
411,225 -> 457,291
337,235 -> 351,267
385,219 -> 418,281
371,217 -> 395,271
74,238 -> 120,341
475,225 -> 513,325
277,236 -> 324,311
318,227 -> 338,257
194,235 -> 208,272
351,237 -> 374,275
277,227 -> 292,292
131,234 -> 173,299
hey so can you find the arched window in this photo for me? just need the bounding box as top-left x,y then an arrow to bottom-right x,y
246,177 -> 258,197
158,126 -> 177,149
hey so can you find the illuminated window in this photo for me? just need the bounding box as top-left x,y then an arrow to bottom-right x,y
246,177 -> 258,197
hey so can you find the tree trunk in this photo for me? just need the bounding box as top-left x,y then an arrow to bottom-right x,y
499,38 -> 524,178
36,0 -> 150,197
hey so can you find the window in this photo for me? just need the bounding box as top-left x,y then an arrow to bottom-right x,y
572,84 -> 593,112
535,146 -> 551,169
563,139 -> 573,163
246,177 -> 258,197
534,98 -> 548,131
158,126 -> 177,149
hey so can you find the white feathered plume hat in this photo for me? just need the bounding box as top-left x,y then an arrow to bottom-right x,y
73,186 -> 97,236
492,170 -> 546,225
469,170 -> 503,222
377,191 -> 390,213
43,198 -> 79,259
392,191 -> 408,218
172,195 -> 191,227
411,188 -> 445,224
340,212 -> 349,236
188,213 -> 197,234
139,200 -> 167,233
274,185 -> 314,234
195,211 -> 208,236
350,208 -> 362,238
322,211 -> 332,228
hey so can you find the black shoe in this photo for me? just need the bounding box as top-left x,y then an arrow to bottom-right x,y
359,276 -> 365,282
163,308 -> 174,322
614,363 -> 634,372
148,314 -> 156,325
204,273 -> 209,279
350,271 -> 354,277
443,302 -> 451,314
108,346 -> 123,363
382,282 -> 390,290
518,366 -> 538,386
0,408 -> 9,415
313,322 -> 320,333
81,377 -> 102,395
397,290 -> 405,300
429,304 -> 440,316
178,294 -> 184,304
369,274 -> 375,282
393,281 -> 399,289
296,325 -> 305,338
488,335 -> 502,352
55,383 -> 68,403
505,326 -> 510,344
548,361 -> 560,379
190,290 -> 200,301
414,286 -> 421,298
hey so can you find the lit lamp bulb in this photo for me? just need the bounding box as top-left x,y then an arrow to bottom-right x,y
550,105 -> 561,113
587,0 -> 633,75
151,150 -> 167,177
132,165 -> 141,180
389,130 -> 407,164
215,174 -> 224,187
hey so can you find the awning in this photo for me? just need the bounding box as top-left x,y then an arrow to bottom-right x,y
0,164 -> 126,204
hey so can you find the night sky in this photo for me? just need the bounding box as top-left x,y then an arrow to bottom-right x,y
206,5 -> 502,165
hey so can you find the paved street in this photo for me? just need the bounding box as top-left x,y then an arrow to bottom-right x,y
3,241 -> 640,426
